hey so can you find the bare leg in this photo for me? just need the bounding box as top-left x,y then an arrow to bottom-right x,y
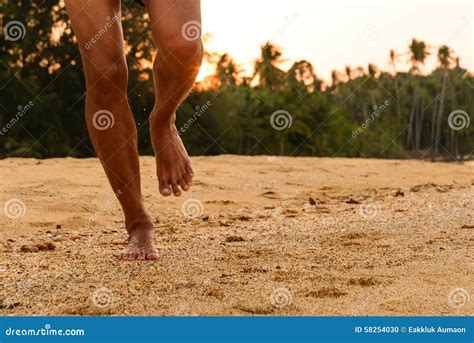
144,0 -> 203,196
64,0 -> 158,261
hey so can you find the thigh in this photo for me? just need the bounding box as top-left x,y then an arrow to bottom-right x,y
144,0 -> 202,50
64,0 -> 125,70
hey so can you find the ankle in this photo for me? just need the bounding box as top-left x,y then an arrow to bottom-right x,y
125,211 -> 153,233
150,110 -> 175,130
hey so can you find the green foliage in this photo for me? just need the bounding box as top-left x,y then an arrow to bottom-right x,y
0,1 -> 472,159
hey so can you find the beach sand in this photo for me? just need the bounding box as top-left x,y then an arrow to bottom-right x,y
0,156 -> 472,315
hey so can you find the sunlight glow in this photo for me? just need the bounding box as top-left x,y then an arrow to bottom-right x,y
201,0 -> 472,81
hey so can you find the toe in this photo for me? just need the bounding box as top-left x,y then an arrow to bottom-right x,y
185,164 -> 194,177
178,178 -> 190,191
146,252 -> 159,260
183,171 -> 193,185
136,252 -> 146,261
121,252 -> 133,261
171,183 -> 182,196
159,180 -> 172,196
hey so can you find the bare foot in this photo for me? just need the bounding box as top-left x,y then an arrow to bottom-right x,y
120,216 -> 159,261
152,123 -> 194,197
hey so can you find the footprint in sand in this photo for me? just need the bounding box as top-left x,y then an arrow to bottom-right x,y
260,191 -> 279,199
348,277 -> 380,287
306,287 -> 347,298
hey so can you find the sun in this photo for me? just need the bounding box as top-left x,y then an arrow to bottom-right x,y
195,59 -> 215,83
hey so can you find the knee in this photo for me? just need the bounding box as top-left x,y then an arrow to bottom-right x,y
159,36 -> 203,73
84,56 -> 128,96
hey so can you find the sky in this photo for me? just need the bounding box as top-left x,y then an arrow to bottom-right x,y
199,0 -> 473,83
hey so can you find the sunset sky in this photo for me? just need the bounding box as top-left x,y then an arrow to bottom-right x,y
200,0 -> 473,82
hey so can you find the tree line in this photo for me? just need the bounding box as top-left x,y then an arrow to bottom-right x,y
0,1 -> 472,159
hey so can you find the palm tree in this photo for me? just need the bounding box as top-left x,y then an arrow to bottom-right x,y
288,60 -> 318,90
366,63 -> 379,110
216,53 -> 239,88
367,63 -> 377,78
389,49 -> 402,123
253,42 -> 285,91
437,45 -> 452,68
408,39 -> 430,73
345,65 -> 352,82
433,45 -> 453,155
331,70 -> 341,92
406,38 -> 430,151
389,49 -> 397,70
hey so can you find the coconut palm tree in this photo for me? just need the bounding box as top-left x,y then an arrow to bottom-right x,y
433,45 -> 454,154
288,60 -> 319,90
406,38 -> 430,151
408,39 -> 430,73
253,42 -> 285,91
330,70 -> 342,93
216,53 -> 239,88
345,65 -> 352,82
368,63 -> 377,78
389,49 -> 402,123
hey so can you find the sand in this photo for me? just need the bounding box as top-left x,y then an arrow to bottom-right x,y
0,156 -> 472,316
